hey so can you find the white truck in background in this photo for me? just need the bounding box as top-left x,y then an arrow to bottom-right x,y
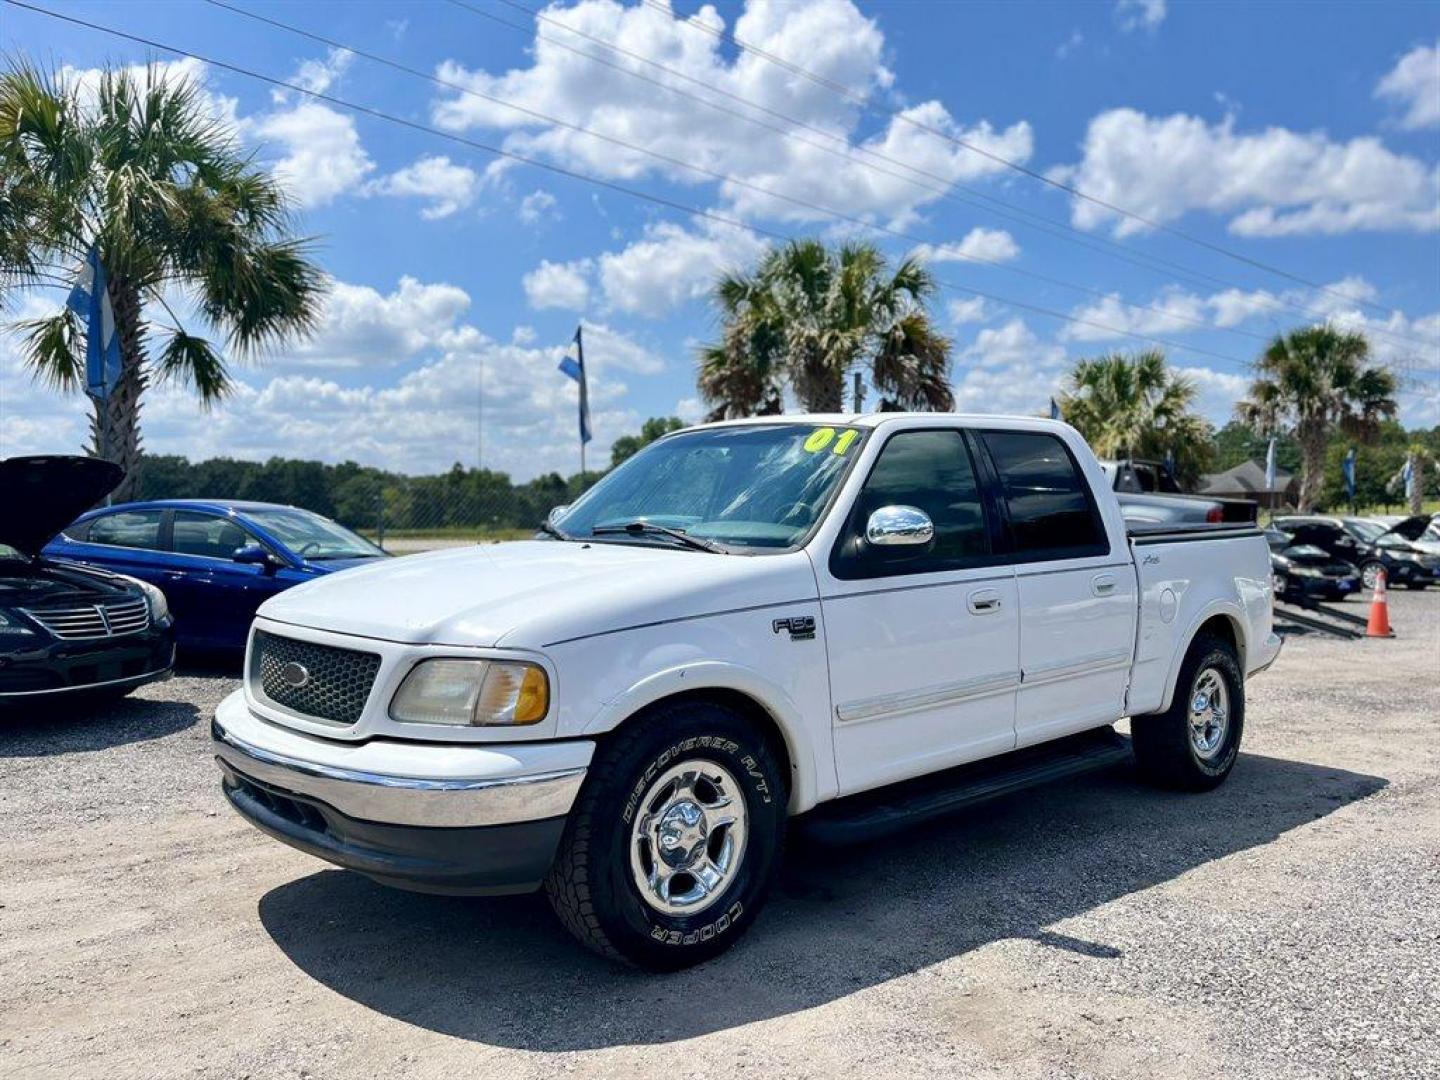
212,414 -> 1280,970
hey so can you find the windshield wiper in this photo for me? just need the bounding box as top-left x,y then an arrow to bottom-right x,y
591,521 -> 726,553
537,520 -> 570,541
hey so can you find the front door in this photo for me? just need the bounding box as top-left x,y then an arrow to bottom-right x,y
817,428 -> 1019,795
977,430 -> 1136,748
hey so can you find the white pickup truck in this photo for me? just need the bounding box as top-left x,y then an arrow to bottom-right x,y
213,414 -> 1281,969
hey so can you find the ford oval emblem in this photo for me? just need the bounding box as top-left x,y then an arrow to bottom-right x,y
280,661 -> 311,689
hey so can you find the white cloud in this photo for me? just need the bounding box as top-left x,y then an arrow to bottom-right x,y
366,155 -> 481,219
597,218 -> 768,318
250,101 -> 374,208
952,319 -> 1068,415
1114,0 -> 1166,33
518,189 -> 559,225
947,297 -> 990,325
523,259 -> 593,311
1051,108 -> 1440,237
275,47 -> 353,100
1375,42 -> 1440,130
284,276 -> 472,368
430,0 -> 1031,228
1059,288 -> 1209,342
1,291 -> 665,479
1055,30 -> 1084,60
912,227 -> 1020,266
1175,365 -> 1250,422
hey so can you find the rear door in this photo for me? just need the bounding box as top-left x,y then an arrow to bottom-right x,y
61,508 -> 171,588
977,430 -> 1137,749
817,426 -> 1019,794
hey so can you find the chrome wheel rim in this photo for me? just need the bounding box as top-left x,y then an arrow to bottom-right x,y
629,759 -> 748,917
1362,563 -> 1381,589
1188,667 -> 1230,760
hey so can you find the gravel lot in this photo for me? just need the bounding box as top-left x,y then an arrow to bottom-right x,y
2,590 -> 1437,1079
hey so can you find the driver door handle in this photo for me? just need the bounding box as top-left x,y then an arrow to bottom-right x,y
967,588 -> 1002,614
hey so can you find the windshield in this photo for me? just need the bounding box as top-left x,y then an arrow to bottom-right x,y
1345,519 -> 1386,542
554,423 -> 869,551
245,508 -> 385,560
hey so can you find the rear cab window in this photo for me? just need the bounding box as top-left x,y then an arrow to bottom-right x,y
979,430 -> 1109,561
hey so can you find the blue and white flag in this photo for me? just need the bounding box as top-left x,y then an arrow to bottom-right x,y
557,325 -> 591,445
65,244 -> 123,402
1049,397 -> 1061,421
1264,437 -> 1277,490
1402,457 -> 1415,501
1343,447 -> 1357,501
1164,448 -> 1177,477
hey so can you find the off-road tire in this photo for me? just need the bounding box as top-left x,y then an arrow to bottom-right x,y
1131,634 -> 1244,792
544,700 -> 787,971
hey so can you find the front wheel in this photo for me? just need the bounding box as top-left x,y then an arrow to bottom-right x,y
1132,634 -> 1244,791
544,700 -> 787,970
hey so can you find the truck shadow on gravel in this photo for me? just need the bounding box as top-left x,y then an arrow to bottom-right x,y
259,752 -> 1384,1051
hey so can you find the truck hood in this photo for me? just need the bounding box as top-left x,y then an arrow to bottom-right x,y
255,540 -> 819,649
0,456 -> 123,556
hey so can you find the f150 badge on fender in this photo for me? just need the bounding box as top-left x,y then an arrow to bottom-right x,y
772,615 -> 816,641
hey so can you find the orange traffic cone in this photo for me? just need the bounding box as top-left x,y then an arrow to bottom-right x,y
1366,568 -> 1393,638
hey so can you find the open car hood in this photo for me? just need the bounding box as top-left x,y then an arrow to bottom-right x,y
0,456 -> 123,556
1379,515 -> 1433,542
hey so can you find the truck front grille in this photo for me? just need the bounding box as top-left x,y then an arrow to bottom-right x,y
250,630 -> 381,725
22,597 -> 150,640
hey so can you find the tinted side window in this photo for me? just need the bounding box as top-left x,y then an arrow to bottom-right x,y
171,510 -> 251,560
982,431 -> 1107,558
86,509 -> 165,550
831,430 -> 989,578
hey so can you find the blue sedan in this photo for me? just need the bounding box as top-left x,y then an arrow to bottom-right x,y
44,500 -> 388,653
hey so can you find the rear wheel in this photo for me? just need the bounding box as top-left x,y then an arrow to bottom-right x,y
544,699 -> 787,970
1361,561 -> 1385,590
1132,634 -> 1244,791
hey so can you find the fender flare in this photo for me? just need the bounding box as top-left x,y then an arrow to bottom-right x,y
1158,599 -> 1248,713
581,660 -> 821,814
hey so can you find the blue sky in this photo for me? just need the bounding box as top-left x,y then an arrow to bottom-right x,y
2,0 -> 1437,479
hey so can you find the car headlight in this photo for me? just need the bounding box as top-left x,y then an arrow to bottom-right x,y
389,659 -> 549,726
0,609 -> 35,637
134,579 -> 170,621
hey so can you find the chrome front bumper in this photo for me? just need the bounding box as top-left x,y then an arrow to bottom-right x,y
211,691 -> 591,829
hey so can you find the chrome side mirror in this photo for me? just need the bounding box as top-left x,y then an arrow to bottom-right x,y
865,505 -> 934,547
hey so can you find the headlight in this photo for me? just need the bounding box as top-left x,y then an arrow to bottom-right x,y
389,659 -> 549,726
0,610 -> 35,637
134,579 -> 170,621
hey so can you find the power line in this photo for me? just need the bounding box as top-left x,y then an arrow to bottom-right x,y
206,0 -> 1288,352
454,0 -> 1434,355
643,0 -> 1417,323
6,0 -> 1262,369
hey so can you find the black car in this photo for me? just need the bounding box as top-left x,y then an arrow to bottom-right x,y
1265,526 -> 1361,603
1272,515 -> 1427,592
1,456 -> 175,705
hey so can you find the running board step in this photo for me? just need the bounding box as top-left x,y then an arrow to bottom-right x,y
798,728 -> 1132,847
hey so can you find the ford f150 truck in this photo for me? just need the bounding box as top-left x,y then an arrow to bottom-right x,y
213,415 -> 1281,970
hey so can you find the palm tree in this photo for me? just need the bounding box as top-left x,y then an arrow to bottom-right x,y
1058,350 -> 1212,485
1,62 -> 325,500
697,240 -> 953,419
1237,326 -> 1397,512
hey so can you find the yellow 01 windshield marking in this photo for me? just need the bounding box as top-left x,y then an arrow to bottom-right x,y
832,429 -> 860,456
803,427 -> 836,452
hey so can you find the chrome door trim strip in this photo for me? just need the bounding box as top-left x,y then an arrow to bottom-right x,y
836,669 -> 1020,724
1021,648 -> 1133,688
